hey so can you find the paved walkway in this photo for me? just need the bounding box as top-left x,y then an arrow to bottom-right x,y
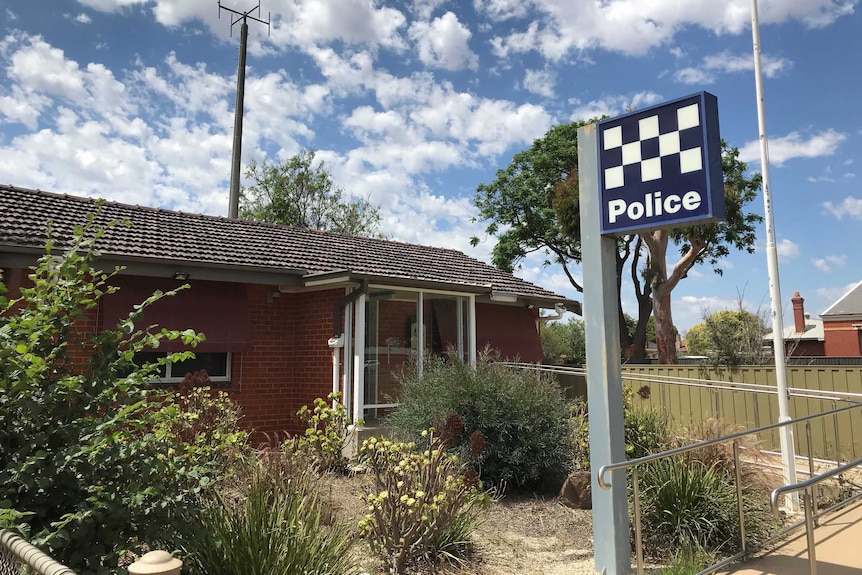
718,501 -> 862,575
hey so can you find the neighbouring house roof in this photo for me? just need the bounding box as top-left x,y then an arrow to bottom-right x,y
821,280 -> 862,320
783,316 -> 825,342
0,185 -> 579,312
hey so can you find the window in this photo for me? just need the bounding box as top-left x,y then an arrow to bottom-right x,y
133,351 -> 231,384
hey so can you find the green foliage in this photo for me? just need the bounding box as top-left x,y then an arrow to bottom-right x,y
658,544 -> 716,575
0,213 -> 243,574
685,308 -> 769,366
386,354 -> 574,490
471,120 -> 586,281
358,431 -> 490,574
286,392 -> 353,472
638,459 -> 740,553
240,149 -> 383,237
571,386 -> 671,470
151,383 -> 250,480
179,461 -> 356,575
541,317 -> 586,364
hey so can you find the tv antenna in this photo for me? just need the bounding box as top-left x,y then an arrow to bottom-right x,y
219,1 -> 271,219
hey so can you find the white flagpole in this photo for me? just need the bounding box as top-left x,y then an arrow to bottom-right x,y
751,0 -> 799,512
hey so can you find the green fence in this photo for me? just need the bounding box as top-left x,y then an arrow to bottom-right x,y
552,365 -> 862,461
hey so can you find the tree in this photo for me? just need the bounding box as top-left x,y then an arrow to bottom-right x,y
473,121 -> 761,364
472,120 -> 654,361
0,212 -> 246,573
642,145 -> 762,363
541,317 -> 586,364
240,149 -> 383,237
685,308 -> 769,366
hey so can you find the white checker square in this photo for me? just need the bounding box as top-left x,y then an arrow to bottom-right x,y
605,166 -> 624,189
604,126 -> 622,150
677,103 -> 700,131
622,141 -> 641,165
641,157 -> 662,182
659,131 -> 680,156
679,147 -> 703,173
639,115 -> 659,140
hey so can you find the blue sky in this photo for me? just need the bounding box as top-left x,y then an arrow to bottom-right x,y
1,0 -> 860,336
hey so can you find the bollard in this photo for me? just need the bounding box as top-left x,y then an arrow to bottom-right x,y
128,551 -> 182,575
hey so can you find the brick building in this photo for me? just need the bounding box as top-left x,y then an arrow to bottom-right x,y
0,185 -> 578,436
821,281 -> 862,357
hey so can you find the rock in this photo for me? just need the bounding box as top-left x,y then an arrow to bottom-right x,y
559,471 -> 592,510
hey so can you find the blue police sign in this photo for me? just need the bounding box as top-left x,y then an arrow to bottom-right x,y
598,92 -> 724,235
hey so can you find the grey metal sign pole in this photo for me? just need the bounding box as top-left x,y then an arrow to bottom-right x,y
578,123 -> 631,575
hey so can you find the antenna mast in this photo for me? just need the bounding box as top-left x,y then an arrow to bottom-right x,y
219,1 -> 270,219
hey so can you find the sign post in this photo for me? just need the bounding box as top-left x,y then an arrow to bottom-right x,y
579,92 -> 725,575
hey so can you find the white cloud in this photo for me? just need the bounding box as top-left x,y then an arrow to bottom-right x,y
811,254 -> 846,273
487,0 -> 854,60
675,51 -> 792,84
523,68 -> 556,98
408,12 -> 478,71
75,13 -> 93,24
739,129 -> 846,166
776,238 -> 799,260
822,196 -> 862,220
474,0 -> 530,21
568,91 -> 662,122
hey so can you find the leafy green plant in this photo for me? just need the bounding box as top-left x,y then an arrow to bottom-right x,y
571,386 -> 671,470
151,380 -> 250,482
358,431 -> 491,573
386,353 -> 574,490
286,392 -> 353,472
179,460 -> 356,575
638,459 -> 739,553
658,544 -> 716,575
0,213 -> 237,574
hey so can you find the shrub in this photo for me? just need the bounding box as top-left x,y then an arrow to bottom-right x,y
150,381 -> 251,485
386,353 -> 574,490
571,386 -> 672,470
358,431 -> 491,574
179,460 -> 356,575
0,214 -> 236,573
285,392 -> 352,472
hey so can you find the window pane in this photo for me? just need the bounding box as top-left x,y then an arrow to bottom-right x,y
133,351 -> 168,378
170,353 -> 228,379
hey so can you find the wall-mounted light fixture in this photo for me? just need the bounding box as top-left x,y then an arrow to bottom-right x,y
267,290 -> 281,304
173,272 -> 190,281
490,290 -> 517,303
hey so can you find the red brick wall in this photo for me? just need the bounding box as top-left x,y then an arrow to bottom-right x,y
476,303 -> 542,362
824,320 -> 862,356
230,286 -> 342,441
788,340 -> 825,357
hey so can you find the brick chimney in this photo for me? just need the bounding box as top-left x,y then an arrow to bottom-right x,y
791,291 -> 806,333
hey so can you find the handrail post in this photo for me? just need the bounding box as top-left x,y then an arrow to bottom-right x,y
633,467 -> 644,575
832,400 -> 841,465
803,489 -> 817,575
733,441 -> 747,555
805,421 -> 819,526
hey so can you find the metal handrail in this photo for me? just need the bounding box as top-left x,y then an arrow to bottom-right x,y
597,401 -> 862,489
595,401 -> 862,575
769,455 -> 862,575
0,530 -> 76,575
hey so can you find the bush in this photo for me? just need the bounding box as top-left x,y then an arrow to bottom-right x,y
358,431 -> 490,573
572,386 -> 672,470
0,214 -> 238,573
386,354 -> 574,490
179,460 -> 356,575
285,392 -> 352,472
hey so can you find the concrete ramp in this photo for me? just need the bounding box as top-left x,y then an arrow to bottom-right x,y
719,501 -> 862,575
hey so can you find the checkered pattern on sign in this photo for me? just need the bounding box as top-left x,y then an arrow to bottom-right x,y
602,103 -> 703,190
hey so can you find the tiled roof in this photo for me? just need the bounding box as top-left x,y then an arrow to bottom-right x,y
821,280 -> 862,318
0,184 -> 573,305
